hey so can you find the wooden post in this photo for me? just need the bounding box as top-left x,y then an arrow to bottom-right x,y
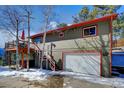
10,52 -> 11,67
8,52 -> 11,68
21,51 -> 24,68
26,52 -> 29,69
39,50 -> 41,68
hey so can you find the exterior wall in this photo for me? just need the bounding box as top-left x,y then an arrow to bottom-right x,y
37,34 -> 109,56
32,21 -> 111,77
32,21 -> 110,43
98,21 -> 110,35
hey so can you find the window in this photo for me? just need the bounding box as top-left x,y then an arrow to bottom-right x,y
59,32 -> 64,38
34,37 -> 42,44
83,26 -> 96,37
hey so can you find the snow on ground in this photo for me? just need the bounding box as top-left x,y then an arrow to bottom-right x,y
0,66 -> 51,81
52,71 -> 124,88
1,66 -> 124,87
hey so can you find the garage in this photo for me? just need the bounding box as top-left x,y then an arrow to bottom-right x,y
63,52 -> 101,76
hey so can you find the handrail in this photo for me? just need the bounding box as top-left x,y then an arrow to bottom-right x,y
32,42 -> 41,51
46,55 -> 56,71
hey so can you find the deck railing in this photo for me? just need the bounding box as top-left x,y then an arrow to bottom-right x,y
5,40 -> 16,49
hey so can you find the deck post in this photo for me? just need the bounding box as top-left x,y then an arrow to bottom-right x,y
21,51 -> 24,68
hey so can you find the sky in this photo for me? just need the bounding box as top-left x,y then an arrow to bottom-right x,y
0,5 -> 124,48
30,5 -> 124,34
30,5 -> 91,34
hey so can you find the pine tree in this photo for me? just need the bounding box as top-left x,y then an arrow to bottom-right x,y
57,23 -> 67,28
94,5 -> 121,16
73,6 -> 90,23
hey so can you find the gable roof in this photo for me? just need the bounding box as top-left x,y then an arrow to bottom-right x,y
31,13 -> 118,39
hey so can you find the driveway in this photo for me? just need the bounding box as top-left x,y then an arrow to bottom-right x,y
0,75 -> 112,88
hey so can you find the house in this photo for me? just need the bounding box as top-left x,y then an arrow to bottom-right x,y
30,14 -> 118,77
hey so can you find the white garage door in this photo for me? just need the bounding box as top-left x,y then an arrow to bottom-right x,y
64,53 -> 101,76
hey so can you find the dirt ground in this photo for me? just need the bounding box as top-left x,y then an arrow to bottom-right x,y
0,76 -> 112,88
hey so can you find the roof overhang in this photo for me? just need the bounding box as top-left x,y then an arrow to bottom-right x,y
31,13 -> 118,39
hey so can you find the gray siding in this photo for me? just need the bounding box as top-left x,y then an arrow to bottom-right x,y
98,21 -> 110,35
39,21 -> 110,43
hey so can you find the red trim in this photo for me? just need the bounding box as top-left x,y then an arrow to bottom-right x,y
62,50 -> 102,76
31,14 -> 118,39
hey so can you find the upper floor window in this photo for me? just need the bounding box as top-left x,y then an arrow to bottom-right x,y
83,26 -> 96,37
59,32 -> 64,38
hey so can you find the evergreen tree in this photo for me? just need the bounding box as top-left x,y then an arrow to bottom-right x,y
94,5 -> 121,16
89,7 -> 99,19
73,6 -> 90,23
113,12 -> 124,39
57,23 -> 67,28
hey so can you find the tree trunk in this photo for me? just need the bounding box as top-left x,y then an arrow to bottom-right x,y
27,12 -> 30,71
16,19 -> 19,70
41,32 -> 46,69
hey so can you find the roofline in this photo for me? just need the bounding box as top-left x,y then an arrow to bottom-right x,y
31,13 -> 118,39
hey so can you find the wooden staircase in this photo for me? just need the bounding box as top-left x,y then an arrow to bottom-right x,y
32,42 -> 56,71
45,55 -> 56,71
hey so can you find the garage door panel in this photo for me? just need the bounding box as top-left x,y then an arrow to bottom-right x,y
64,53 -> 100,76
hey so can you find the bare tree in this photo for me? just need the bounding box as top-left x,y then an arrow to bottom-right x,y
40,5 -> 56,69
21,6 -> 34,71
0,6 -> 24,70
